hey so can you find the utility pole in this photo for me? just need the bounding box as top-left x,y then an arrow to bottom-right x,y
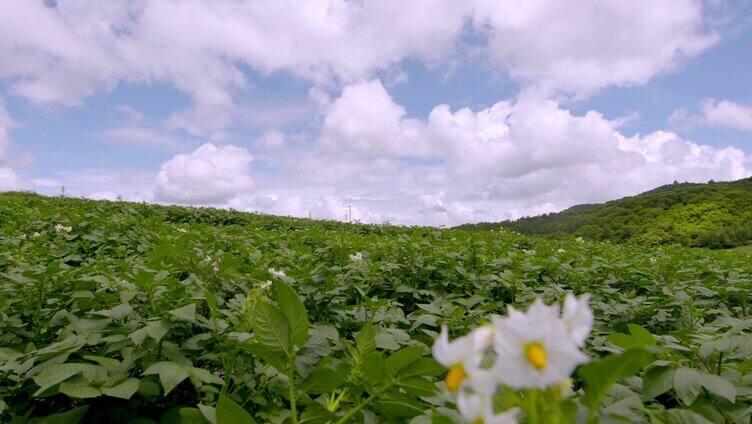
61,185 -> 66,197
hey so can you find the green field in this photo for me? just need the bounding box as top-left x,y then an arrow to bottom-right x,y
1,192 -> 752,423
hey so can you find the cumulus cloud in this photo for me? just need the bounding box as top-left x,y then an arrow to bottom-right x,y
700,99 -> 752,132
670,99 -> 752,133
155,143 -> 254,203
0,99 -> 24,191
320,80 -> 430,157
0,99 -> 14,162
0,0 -> 719,135
303,80 -> 751,225
0,0 -> 469,135
0,167 -> 23,191
253,130 -> 287,149
472,0 -> 717,94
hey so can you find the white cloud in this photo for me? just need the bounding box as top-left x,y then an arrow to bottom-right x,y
100,126 -> 181,150
700,99 -> 752,132
320,79 -> 430,157
472,0 -> 717,94
253,130 -> 287,149
0,99 -> 15,162
0,0 -> 719,136
228,190 -> 387,223
0,167 -> 23,191
155,143 -> 254,203
298,80 -> 750,225
0,1 -> 469,135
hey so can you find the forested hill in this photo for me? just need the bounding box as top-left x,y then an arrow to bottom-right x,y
456,177 -> 752,248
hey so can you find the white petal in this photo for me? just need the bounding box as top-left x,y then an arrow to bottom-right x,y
562,293 -> 594,347
487,407 -> 520,424
457,391 -> 487,422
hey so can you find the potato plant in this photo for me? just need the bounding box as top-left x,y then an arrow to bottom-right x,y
1,193 -> 751,423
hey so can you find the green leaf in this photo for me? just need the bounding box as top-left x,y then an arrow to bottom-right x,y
673,368 -> 703,406
355,322 -> 376,354
190,367 -> 224,386
396,376 -> 438,397
398,358 -> 445,378
180,407 -> 211,424
673,368 -> 735,405
360,351 -> 385,386
216,394 -> 256,424
102,378 -> 140,399
58,375 -> 102,399
35,406 -> 89,424
643,366 -> 675,400
273,280 -> 310,347
601,394 -> 645,422
300,366 -> 343,394
374,392 -> 425,418
197,404 -> 217,424
245,343 -> 288,372
579,349 -> 653,416
249,299 -> 291,354
299,403 -> 336,424
608,324 -> 656,349
130,319 -> 172,345
169,303 -> 198,323
626,324 -> 656,346
385,346 -> 423,379
143,361 -> 190,395
698,373 -> 736,403
32,363 -> 100,396
654,409 -> 714,424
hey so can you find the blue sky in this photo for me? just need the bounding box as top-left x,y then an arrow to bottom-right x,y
1,1 -> 751,225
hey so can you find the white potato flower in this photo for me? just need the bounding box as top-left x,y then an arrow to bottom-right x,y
562,293 -> 593,347
54,224 -> 72,233
177,227 -> 188,233
492,299 -> 588,389
268,268 -> 286,279
432,325 -> 494,393
457,391 -> 519,424
349,252 -> 363,262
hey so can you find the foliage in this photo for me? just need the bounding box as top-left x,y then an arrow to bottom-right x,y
457,178 -> 752,249
1,192 -> 752,423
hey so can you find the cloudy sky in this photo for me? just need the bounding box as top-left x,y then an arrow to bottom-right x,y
1,0 -> 751,225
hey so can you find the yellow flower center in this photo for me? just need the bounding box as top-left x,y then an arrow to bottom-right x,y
473,419 -> 484,424
445,363 -> 467,391
524,342 -> 547,371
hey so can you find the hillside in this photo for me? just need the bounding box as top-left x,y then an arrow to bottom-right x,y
457,177 -> 752,248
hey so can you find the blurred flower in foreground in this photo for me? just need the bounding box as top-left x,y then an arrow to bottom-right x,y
458,391 -> 519,424
492,299 -> 588,389
432,325 -> 493,392
433,294 -> 593,422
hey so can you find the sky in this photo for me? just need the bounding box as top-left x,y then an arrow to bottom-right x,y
1,0 -> 751,226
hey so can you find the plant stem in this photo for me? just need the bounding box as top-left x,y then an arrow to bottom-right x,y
716,353 -> 724,375
289,355 -> 298,424
334,386 -> 388,424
